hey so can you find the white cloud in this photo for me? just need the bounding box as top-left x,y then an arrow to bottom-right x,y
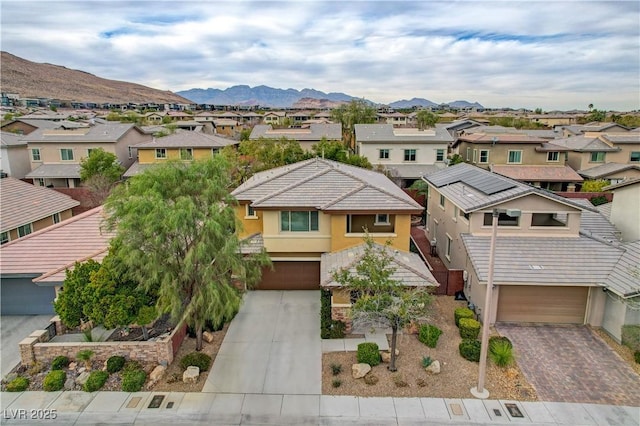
1,0 -> 638,110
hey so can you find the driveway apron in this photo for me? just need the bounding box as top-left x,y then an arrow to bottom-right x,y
203,290 -> 321,394
497,324 -> 640,406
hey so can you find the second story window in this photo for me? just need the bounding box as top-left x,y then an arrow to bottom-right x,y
60,148 -> 74,161
483,212 -> 519,226
631,152 -> 640,162
479,150 -> 489,164
31,148 -> 41,161
180,148 -> 194,160
1,231 -> 9,245
436,149 -> 445,162
547,151 -> 559,162
507,150 -> 522,164
375,214 -> 390,225
404,149 -> 416,162
155,148 -> 167,159
379,149 -> 390,159
246,204 -> 257,218
439,194 -> 445,208
17,223 -> 32,237
281,211 -> 319,232
590,152 -> 605,163
53,212 -> 61,224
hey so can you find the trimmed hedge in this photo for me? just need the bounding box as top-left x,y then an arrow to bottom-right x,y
357,342 -> 381,366
5,376 -> 29,392
454,307 -> 474,327
51,355 -> 69,371
459,318 -> 481,340
121,369 -> 147,392
43,370 -> 66,392
459,339 -> 481,362
180,352 -> 212,372
83,371 -> 109,392
418,324 -> 443,348
106,356 -> 126,374
320,290 -> 346,339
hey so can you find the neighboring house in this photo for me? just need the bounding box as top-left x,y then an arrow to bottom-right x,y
262,111 -> 287,125
23,122 -> 150,187
288,111 -> 312,125
249,124 -> 342,151
144,111 -> 165,123
354,124 -> 453,187
377,112 -> 408,127
1,118 -> 60,135
213,119 -> 241,137
1,177 -> 79,244
452,133 -> 581,191
1,132 -> 30,178
528,114 -> 578,127
560,123 -> 630,138
124,130 -> 238,177
421,163 -> 626,328
604,178 -> 640,242
241,112 -> 262,126
0,206 -> 111,314
551,133 -> 640,172
578,163 -> 640,184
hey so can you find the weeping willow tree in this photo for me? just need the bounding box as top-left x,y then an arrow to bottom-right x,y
105,157 -> 270,350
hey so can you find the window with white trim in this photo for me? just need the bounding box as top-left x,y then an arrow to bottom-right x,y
280,211 -> 319,232
374,214 -> 390,225
246,204 -> 256,217
472,149 -> 478,163
53,212 -> 61,224
547,151 -> 559,162
479,150 -> 489,164
35,178 -> 45,187
155,148 -> 167,159
436,149 -> 445,162
466,147 -> 471,161
128,146 -> 133,159
507,150 -> 522,164
404,149 -> 416,162
379,149 -> 390,159
31,148 -> 41,161
439,194 -> 445,208
17,223 -> 32,237
87,148 -> 95,157
1,231 -> 9,245
446,235 -> 453,260
590,152 -> 605,163
60,148 -> 74,161
631,152 -> 640,162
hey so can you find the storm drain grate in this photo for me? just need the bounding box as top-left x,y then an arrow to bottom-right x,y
166,402 -> 174,409
493,409 -> 502,416
505,403 -> 524,418
148,395 -> 165,409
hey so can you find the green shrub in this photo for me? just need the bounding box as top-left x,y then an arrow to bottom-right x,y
489,335 -> 513,349
320,290 -> 332,339
418,324 -> 442,348
421,356 -> 433,368
634,351 -> 640,364
459,339 -> 481,362
5,376 -> 29,392
330,363 -> 342,376
180,352 -> 212,372
489,339 -> 515,367
459,318 -> 481,339
622,325 -> 640,352
454,307 -> 474,327
357,342 -> 381,366
123,360 -> 143,372
332,379 -> 342,388
106,356 -> 126,374
121,369 -> 147,392
76,349 -> 94,369
329,320 -> 346,339
83,371 -> 109,392
51,355 -> 69,371
43,370 -> 66,391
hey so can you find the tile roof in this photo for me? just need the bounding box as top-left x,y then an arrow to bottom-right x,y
601,134 -> 640,144
491,165 -> 583,182
596,202 -> 612,220
382,164 -> 445,179
455,133 -> 546,145
603,177 -> 640,191
1,177 -> 80,231
25,163 -> 81,179
424,163 -> 592,213
571,198 -> 621,243
22,123 -> 140,143
578,163 -> 640,179
250,124 -> 342,141
0,131 -> 26,147
14,119 -> 60,130
604,241 -> 640,298
463,126 -> 559,139
320,243 -> 438,287
461,234 -> 622,285
239,233 -> 264,254
122,161 -> 153,178
133,130 -> 237,149
354,124 -> 453,143
0,206 -> 112,282
232,158 -> 422,212
550,135 -> 620,152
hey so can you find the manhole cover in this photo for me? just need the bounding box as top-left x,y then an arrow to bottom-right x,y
505,403 -> 524,418
148,395 -> 165,409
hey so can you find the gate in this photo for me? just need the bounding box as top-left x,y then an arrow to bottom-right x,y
44,322 -> 56,340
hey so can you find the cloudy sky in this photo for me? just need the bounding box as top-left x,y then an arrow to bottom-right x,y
2,1 -> 638,110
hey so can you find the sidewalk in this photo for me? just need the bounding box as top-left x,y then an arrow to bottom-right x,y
1,390 -> 638,425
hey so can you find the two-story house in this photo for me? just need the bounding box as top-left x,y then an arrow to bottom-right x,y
231,158 -> 436,328
249,124 -> 342,151
354,124 -> 454,187
23,122 -> 150,187
124,130 -> 238,177
421,163 -> 627,329
1,132 -> 31,179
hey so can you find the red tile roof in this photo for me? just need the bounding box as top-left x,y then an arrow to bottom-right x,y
491,165 -> 583,182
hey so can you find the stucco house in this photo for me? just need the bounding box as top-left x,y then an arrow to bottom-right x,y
354,124 -> 453,187
551,132 -> 640,174
249,124 -> 342,151
231,158 -> 436,327
420,163 -> 632,334
1,132 -> 30,179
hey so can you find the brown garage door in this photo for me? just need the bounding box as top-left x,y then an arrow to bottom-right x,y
496,286 -> 588,324
257,261 -> 320,290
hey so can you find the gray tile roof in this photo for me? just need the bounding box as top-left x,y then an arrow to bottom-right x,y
232,158 -> 422,212
604,241 -> 640,298
571,199 -> 621,243
465,126 -> 559,139
0,131 -> 26,147
461,234 -> 622,285
604,177 -> 640,191
239,233 -> 264,254
134,130 -> 237,149
22,123 -> 139,143
14,119 -> 60,130
601,134 -> 640,144
578,163 -> 640,179
551,135 -> 620,152
424,163 -> 595,213
562,123 -> 629,135
123,161 -> 153,178
250,124 -> 342,141
1,177 -> 80,232
596,202 -> 612,220
25,163 -> 82,179
382,164 -> 445,179
320,243 -> 438,287
354,124 -> 453,143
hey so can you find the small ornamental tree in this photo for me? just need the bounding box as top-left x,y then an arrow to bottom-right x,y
79,148 -> 125,205
54,260 -> 102,327
416,110 -> 439,130
331,235 -> 433,371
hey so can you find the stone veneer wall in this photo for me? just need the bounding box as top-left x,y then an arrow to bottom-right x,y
19,319 -> 186,367
331,306 -> 352,333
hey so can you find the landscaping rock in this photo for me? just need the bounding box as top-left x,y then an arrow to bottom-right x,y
149,365 -> 166,385
78,367 -> 86,374
68,362 -> 77,371
425,360 -> 441,375
203,331 -> 215,343
380,349 -> 400,363
75,371 -> 90,386
64,378 -> 76,390
351,363 -> 371,379
183,366 -> 199,383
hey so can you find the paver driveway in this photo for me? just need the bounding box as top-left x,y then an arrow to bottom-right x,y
203,290 -> 321,394
497,324 -> 640,406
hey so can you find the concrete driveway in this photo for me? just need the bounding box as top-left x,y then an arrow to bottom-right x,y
497,324 -> 640,406
203,290 -> 321,394
1,315 -> 51,377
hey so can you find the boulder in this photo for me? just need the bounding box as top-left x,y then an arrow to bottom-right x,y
75,371 -> 90,386
203,331 -> 215,343
425,360 -> 441,375
351,363 -> 371,379
380,349 -> 400,363
68,362 -> 77,371
149,365 -> 166,384
64,378 -> 76,390
183,366 -> 200,384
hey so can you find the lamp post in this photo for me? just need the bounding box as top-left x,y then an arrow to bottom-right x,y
471,208 -> 520,399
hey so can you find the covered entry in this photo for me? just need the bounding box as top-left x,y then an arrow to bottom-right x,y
496,285 -> 589,324
257,261 -> 320,290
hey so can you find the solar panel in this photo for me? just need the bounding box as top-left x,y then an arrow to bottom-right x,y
426,165 -> 516,195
